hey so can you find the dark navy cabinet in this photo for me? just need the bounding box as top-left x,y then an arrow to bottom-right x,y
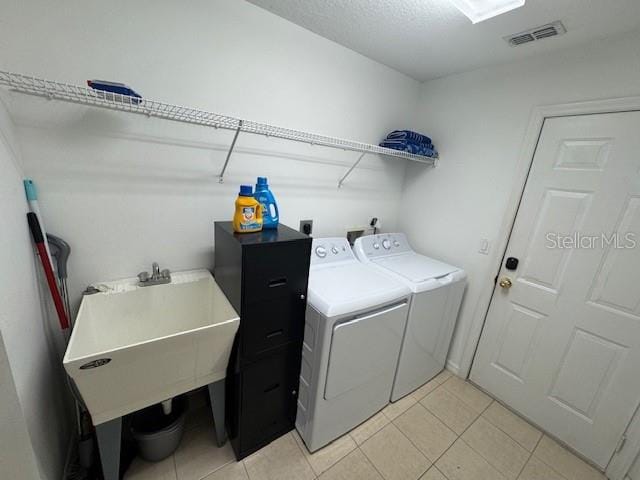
214,222 -> 311,459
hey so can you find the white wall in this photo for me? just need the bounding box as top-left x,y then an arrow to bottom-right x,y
401,29 -> 640,375
0,332 -> 41,480
0,99 -> 70,479
0,0 -> 421,308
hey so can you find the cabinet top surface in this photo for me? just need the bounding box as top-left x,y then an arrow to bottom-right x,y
215,222 -> 311,246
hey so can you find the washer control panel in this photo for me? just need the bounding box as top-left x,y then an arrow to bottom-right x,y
311,237 -> 354,265
353,233 -> 412,259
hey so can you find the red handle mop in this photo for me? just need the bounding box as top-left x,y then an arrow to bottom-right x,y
27,212 -> 69,330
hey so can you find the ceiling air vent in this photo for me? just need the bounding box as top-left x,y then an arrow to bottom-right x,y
505,21 -> 566,47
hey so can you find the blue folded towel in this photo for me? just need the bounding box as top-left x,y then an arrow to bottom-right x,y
380,139 -> 438,157
385,130 -> 432,146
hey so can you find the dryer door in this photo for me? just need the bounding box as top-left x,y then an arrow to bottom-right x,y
324,300 -> 408,400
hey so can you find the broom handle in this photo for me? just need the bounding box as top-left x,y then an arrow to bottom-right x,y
27,213 -> 69,330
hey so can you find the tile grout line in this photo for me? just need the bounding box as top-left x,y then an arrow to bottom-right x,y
383,379 -> 541,479
464,410 -> 538,479
358,446 -> 386,480
290,432 -> 319,479
481,409 -> 542,452
480,399 -> 546,454
196,456 -> 234,480
359,380 -> 452,479
357,445 -> 390,480
454,398 -> 526,480
424,399 -> 498,477
390,405 -> 442,468
528,435 -> 578,480
383,420 -> 432,479
432,465 -> 451,480
420,383 -> 490,439
512,417 -> 547,480
434,370 -> 453,384
312,434 -> 359,480
381,370 -> 451,422
311,432 -> 358,478
241,460 -> 250,480
514,434 -> 558,480
172,454 -> 178,480
434,379 -> 563,479
463,377 -> 595,477
439,378 -> 493,416
465,388 -> 591,479
422,398 -> 489,469
486,406 -> 601,480
515,443 -> 536,479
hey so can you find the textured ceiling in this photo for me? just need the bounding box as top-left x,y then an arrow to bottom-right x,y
246,0 -> 640,81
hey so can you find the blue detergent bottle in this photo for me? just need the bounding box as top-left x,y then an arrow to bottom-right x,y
254,177 -> 279,229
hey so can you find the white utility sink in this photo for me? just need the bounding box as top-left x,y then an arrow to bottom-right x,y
64,269 -> 239,425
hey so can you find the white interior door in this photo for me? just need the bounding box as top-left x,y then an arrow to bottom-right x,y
471,112 -> 640,469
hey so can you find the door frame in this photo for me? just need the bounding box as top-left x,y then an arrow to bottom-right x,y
458,95 -> 640,479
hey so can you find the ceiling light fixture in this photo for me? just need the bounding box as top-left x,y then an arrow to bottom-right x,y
448,0 -> 525,23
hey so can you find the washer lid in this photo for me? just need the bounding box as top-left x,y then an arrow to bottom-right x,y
308,262 -> 410,317
373,253 -> 458,283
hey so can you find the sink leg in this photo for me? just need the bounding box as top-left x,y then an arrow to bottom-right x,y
208,380 -> 226,447
95,417 -> 121,480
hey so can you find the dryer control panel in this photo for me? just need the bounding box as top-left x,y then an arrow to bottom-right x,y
353,233 -> 412,260
311,237 -> 354,265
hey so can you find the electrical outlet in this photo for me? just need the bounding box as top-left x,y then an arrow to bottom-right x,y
300,220 -> 313,236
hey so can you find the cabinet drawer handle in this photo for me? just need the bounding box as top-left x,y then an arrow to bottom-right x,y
264,383 -> 280,393
269,277 -> 287,288
266,329 -> 284,339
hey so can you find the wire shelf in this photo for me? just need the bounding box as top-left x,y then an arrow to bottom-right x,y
0,70 -> 437,185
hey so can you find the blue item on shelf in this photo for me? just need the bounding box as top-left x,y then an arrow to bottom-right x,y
254,177 -> 279,229
380,139 -> 438,158
87,80 -> 142,104
385,130 -> 432,146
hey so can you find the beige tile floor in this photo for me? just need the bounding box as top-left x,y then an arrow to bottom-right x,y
124,371 -> 607,480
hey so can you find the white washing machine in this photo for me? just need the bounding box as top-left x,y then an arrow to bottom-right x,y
295,237 -> 411,452
353,233 -> 466,401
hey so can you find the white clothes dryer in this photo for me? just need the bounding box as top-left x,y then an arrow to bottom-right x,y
353,233 -> 466,401
295,237 -> 411,452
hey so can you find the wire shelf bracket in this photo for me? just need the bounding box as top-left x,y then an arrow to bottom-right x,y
0,71 -> 438,185
219,120 -> 243,183
338,152 -> 367,188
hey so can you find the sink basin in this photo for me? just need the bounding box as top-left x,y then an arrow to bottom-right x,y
64,270 -> 239,425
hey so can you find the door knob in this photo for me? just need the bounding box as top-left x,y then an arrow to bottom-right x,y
499,277 -> 513,289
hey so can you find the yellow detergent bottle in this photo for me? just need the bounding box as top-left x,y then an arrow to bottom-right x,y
233,185 -> 263,233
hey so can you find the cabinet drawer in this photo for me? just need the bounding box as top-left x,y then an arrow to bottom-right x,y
240,349 -> 300,451
242,242 -> 310,304
241,294 -> 306,359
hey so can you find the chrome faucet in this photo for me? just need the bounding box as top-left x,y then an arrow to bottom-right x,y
138,262 -> 171,287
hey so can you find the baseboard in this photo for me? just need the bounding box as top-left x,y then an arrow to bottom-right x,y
445,359 -> 461,377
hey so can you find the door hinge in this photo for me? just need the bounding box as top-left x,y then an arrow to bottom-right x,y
615,434 -> 627,454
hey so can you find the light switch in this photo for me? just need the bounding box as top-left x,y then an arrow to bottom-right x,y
478,238 -> 490,255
